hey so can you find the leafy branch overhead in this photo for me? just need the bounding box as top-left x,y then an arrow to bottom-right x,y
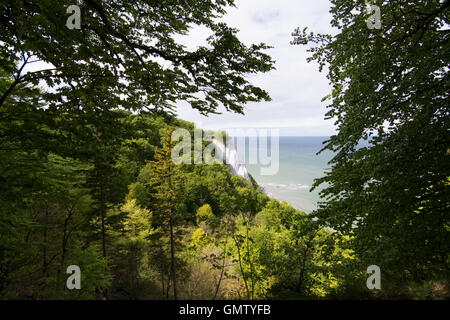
0,0 -> 275,114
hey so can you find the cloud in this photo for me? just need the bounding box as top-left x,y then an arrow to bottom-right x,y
251,10 -> 281,25
177,0 -> 337,136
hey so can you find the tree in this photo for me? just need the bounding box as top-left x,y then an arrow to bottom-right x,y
230,179 -> 263,299
0,152 -> 111,299
250,199 -> 356,299
1,0 -> 274,116
147,127 -> 183,300
292,0 -> 450,285
193,204 -> 233,300
107,199 -> 156,300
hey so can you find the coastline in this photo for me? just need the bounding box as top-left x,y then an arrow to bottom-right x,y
211,136 -> 327,214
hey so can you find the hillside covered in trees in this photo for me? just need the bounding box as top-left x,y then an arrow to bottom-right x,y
1,0 -> 449,300
0,106 -> 358,299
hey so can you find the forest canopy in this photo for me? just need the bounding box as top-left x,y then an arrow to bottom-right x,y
0,0 -> 449,300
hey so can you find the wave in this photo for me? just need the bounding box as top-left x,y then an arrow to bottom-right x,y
263,182 -> 310,191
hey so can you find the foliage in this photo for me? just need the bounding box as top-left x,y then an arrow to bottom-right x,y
2,0 -> 447,300
0,0 -> 274,116
292,0 -> 450,292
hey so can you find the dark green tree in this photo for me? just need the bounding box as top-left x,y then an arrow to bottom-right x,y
147,127 -> 183,300
292,0 -> 450,287
1,0 -> 274,116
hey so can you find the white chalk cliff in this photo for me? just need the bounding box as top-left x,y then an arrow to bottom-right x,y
211,138 -> 251,182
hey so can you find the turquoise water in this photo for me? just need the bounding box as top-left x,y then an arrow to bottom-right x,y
235,136 -> 333,213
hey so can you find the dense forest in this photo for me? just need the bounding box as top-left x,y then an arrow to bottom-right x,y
1,0 -> 449,300
0,108 -> 357,299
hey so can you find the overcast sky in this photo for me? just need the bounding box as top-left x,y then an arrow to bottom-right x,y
25,0 -> 336,136
177,0 -> 336,136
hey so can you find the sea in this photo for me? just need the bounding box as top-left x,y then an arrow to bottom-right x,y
234,136 -> 334,213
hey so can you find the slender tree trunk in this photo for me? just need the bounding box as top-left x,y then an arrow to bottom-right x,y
169,214 -> 177,300
161,271 -> 165,300
233,235 -> 250,300
296,242 -> 311,295
100,184 -> 107,258
42,204 -> 49,277
245,218 -> 255,300
97,168 -> 108,299
166,272 -> 171,300
101,210 -> 106,256
213,243 -> 227,300
58,209 -> 72,288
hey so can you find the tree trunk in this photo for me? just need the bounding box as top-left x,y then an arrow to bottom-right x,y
296,242 -> 310,295
42,204 -> 49,277
233,235 -> 250,300
169,214 -> 177,300
245,218 -> 255,300
213,243 -> 227,300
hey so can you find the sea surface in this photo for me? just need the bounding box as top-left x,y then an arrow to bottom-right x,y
234,136 -> 334,213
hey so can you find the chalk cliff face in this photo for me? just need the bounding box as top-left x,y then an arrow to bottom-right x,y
211,138 -> 251,182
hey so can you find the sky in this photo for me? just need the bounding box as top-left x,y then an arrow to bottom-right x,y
176,0 -> 337,136
23,0 -> 337,136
